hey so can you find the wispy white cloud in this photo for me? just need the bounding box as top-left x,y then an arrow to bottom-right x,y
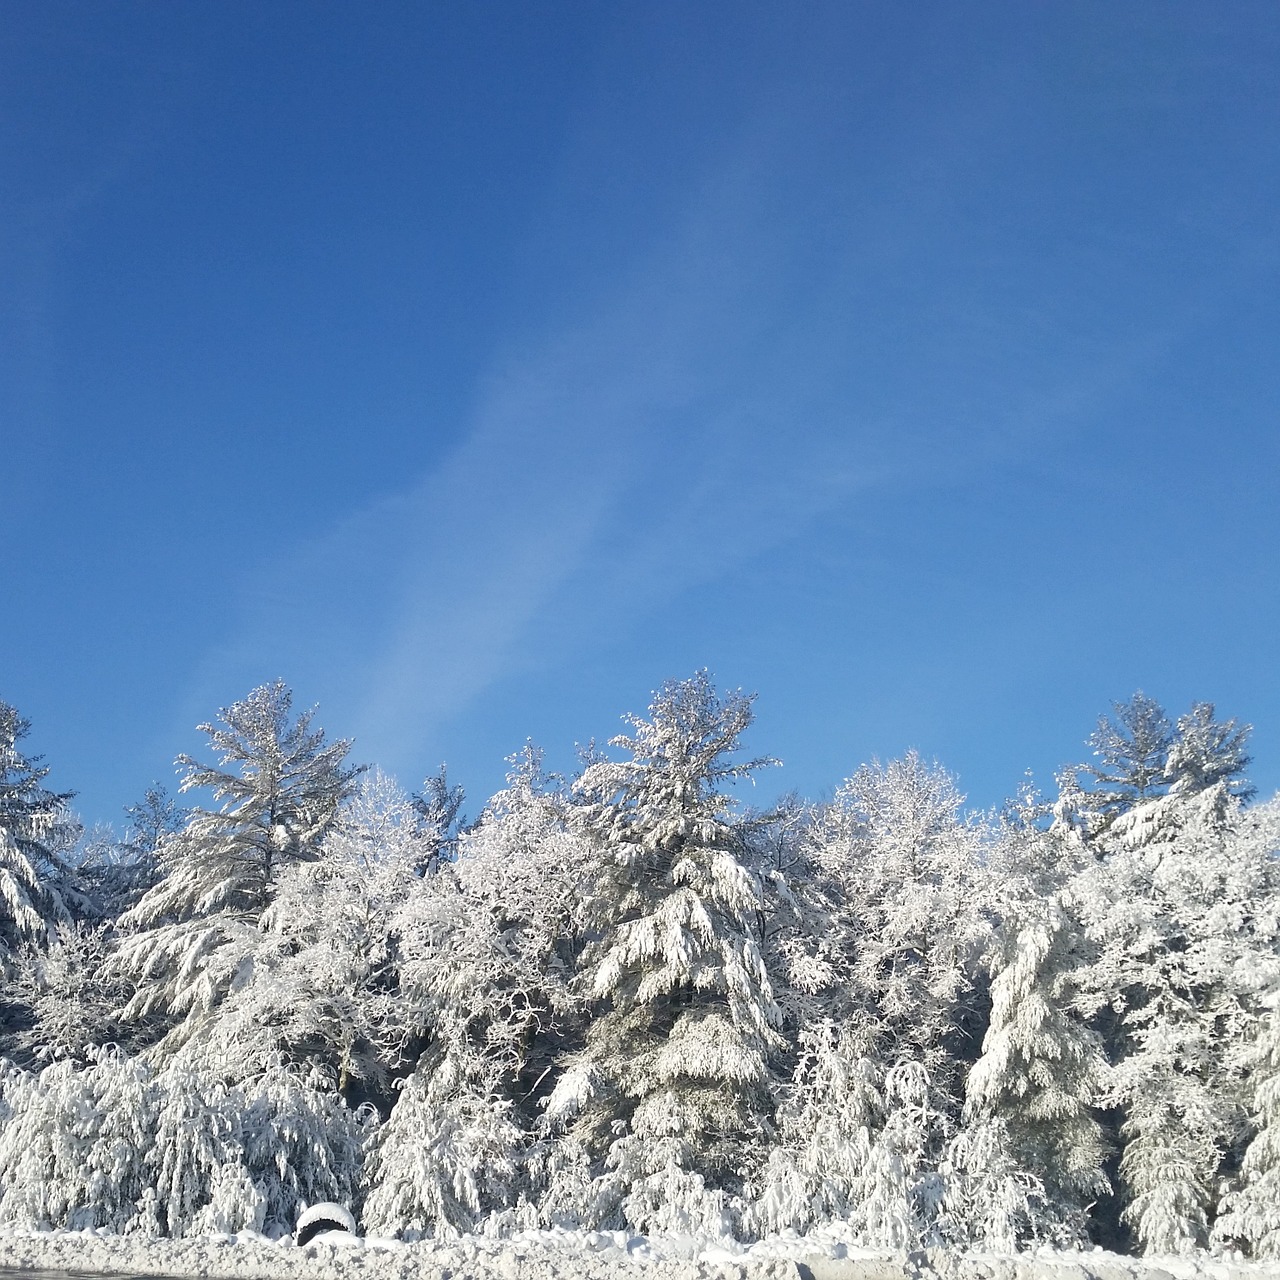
190,122 -> 863,758
190,79 -> 1189,779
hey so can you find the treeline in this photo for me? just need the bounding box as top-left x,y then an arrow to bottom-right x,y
0,676 -> 1277,1258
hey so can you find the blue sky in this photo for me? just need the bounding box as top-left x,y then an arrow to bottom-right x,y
3,3 -> 1278,827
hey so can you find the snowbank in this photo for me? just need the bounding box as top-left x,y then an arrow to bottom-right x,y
0,1226 -> 1274,1280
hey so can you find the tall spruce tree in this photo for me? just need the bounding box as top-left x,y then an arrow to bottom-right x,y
545,673 -> 782,1234
114,681 -> 363,1057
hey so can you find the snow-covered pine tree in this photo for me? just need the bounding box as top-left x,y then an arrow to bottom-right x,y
1070,696 -> 1276,1255
203,769 -> 432,1094
0,701 -> 73,963
545,673 -> 782,1235
1080,692 -> 1175,832
76,785 -> 189,921
949,798 -> 1109,1249
411,765 -> 466,874
0,826 -> 47,969
114,681 -> 364,1057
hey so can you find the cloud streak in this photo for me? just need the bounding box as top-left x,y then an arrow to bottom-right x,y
191,80 -> 1194,783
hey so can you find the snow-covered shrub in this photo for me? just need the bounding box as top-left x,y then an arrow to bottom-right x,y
858,1059 -> 948,1249
237,1057 -> 371,1236
748,1018 -> 881,1236
612,1119 -> 737,1238
0,1042 -> 368,1239
940,1114 -> 1051,1252
145,1053 -> 245,1236
0,1046 -> 156,1232
361,1032 -> 523,1239
145,1051 -> 370,1238
1215,980 -> 1280,1259
1116,1095 -> 1213,1256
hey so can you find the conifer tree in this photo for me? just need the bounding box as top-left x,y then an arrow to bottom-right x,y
1070,696 -> 1274,1254
114,681 -> 363,1055
546,673 -> 782,1233
953,804 -> 1108,1247
0,701 -> 73,961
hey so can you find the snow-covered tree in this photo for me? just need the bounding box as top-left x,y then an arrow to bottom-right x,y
749,1018 -> 883,1237
361,1030 -> 523,1239
951,802 -> 1109,1248
1076,694 -> 1253,838
1080,692 -> 1176,829
9,920 -> 136,1064
0,701 -> 73,962
545,673 -> 783,1234
357,755 -> 590,1235
411,765 -> 466,873
0,827 -> 47,966
114,681 -> 363,1056
358,749 -> 601,1236
811,754 -> 992,1098
201,770 -> 431,1093
453,746 -> 596,1078
754,753 -> 991,1246
66,788 -> 186,925
1215,975 -> 1280,1259
1068,696 -> 1277,1254
940,1113 -> 1050,1254
234,1057 -> 370,1236
0,1045 -> 156,1232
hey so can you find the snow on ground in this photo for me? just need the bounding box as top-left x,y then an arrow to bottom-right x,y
0,1226 -> 1274,1280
